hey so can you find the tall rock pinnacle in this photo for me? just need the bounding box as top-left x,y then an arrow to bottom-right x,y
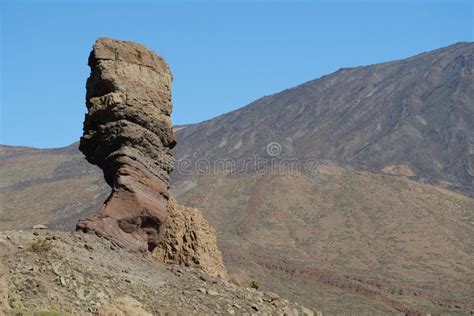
77,38 -> 226,277
77,38 -> 175,253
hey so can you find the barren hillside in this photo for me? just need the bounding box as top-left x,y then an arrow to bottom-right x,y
174,42 -> 474,196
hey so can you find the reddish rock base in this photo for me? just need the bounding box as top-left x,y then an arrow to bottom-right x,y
77,164 -> 169,254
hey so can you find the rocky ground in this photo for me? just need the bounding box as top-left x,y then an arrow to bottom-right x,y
0,228 -> 321,315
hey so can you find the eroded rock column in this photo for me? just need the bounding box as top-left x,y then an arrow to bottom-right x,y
78,38 -> 226,277
77,38 -> 176,253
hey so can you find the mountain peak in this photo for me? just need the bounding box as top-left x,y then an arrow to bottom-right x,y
174,42 -> 474,196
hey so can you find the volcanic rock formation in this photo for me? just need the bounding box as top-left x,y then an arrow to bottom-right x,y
153,198 -> 226,277
77,38 -> 225,276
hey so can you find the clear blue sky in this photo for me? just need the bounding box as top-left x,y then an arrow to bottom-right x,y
0,1 -> 472,148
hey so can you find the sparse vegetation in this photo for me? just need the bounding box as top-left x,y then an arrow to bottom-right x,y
34,311 -> 68,316
30,239 -> 53,253
8,297 -> 25,316
248,279 -> 260,290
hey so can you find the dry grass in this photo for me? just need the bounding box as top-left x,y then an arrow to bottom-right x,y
30,240 -> 53,253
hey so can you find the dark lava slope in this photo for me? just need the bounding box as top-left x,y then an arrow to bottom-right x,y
175,42 -> 474,195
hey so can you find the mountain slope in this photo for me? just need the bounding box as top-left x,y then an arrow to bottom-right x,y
174,170 -> 474,315
0,144 -> 108,230
174,42 -> 474,195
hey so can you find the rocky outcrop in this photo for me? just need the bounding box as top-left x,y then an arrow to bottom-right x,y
77,38 -> 225,276
152,198 -> 226,277
77,38 -> 174,254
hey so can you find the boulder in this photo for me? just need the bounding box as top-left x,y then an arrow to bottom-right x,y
32,224 -> 48,230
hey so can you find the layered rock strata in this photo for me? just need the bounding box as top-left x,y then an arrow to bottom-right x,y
77,38 -> 225,276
